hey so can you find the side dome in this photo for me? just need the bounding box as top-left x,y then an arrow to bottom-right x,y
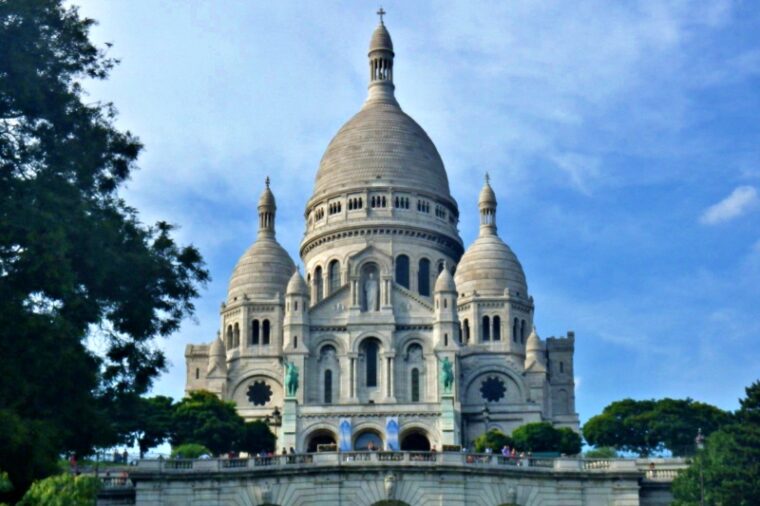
435,265 -> 456,292
286,269 -> 309,295
454,235 -> 528,297
227,180 -> 295,302
455,176 -> 528,298
310,103 -> 453,202
227,239 -> 295,302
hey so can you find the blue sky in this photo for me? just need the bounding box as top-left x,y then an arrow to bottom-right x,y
76,1 -> 760,423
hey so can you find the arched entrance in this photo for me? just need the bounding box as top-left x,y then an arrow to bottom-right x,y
306,429 -> 337,452
400,430 -> 431,451
354,429 -> 383,450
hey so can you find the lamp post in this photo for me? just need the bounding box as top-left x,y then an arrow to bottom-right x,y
695,428 -> 705,506
482,405 -> 491,432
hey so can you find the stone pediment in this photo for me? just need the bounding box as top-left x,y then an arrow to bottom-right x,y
308,285 -> 350,322
392,284 -> 434,320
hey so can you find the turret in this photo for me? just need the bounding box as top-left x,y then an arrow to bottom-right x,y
524,326 -> 546,372
205,333 -> 227,397
284,269 -> 310,354
366,8 -> 397,105
434,264 -> 459,350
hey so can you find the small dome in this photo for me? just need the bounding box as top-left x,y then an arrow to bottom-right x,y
435,266 -> 456,292
479,180 -> 497,206
526,326 -> 542,352
227,237 -> 295,302
258,183 -> 276,209
286,269 -> 309,295
209,336 -> 225,356
369,23 -> 393,53
454,235 -> 528,297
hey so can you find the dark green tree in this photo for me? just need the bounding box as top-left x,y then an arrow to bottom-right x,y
242,421 -> 277,455
171,391 -> 245,456
0,0 -> 208,499
511,422 -> 564,453
473,429 -> 513,453
583,398 -> 729,456
110,395 -> 175,458
672,381 -> 760,505
557,427 -> 582,455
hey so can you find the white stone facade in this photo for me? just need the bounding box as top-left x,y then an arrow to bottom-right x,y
185,19 -> 579,452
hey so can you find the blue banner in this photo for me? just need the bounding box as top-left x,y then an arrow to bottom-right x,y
386,416 -> 399,451
339,418 -> 352,451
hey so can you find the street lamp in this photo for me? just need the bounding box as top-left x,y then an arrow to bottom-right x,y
265,407 -> 282,427
482,405 -> 491,432
695,428 -> 705,506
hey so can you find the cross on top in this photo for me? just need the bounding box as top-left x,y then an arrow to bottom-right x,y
377,7 -> 386,23
485,172 -> 490,184
265,176 -> 270,188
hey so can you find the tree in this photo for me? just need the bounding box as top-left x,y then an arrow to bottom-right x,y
473,429 -> 513,453
171,444 -> 212,459
171,391 -> 245,455
557,427 -> 582,455
583,398 -> 730,456
672,381 -> 760,505
17,474 -> 100,506
511,422 -> 567,454
242,421 -> 277,455
0,0 -> 208,499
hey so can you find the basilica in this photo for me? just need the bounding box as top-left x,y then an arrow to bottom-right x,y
185,17 -> 578,453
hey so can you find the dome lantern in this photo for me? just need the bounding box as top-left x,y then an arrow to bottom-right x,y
258,176 -> 277,238
367,9 -> 397,105
479,173 -> 498,236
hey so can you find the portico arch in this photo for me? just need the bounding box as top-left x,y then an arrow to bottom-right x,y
304,428 -> 337,452
400,428 -> 431,451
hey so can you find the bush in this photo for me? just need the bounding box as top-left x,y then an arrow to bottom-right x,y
17,474 -> 100,506
510,422 -> 581,454
584,447 -> 618,458
171,443 -> 211,459
473,429 -> 513,453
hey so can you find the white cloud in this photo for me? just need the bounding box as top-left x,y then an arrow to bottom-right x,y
700,186 -> 759,225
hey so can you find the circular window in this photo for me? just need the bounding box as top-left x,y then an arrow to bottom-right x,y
247,380 -> 273,406
480,376 -> 506,403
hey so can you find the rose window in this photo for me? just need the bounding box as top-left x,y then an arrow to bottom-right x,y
480,376 -> 506,402
247,380 -> 273,406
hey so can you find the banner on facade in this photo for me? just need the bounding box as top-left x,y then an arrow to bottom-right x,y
339,417 -> 352,451
385,416 -> 400,451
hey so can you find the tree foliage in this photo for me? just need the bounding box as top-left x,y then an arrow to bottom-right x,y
510,423 -> 581,455
0,0 -> 208,499
583,398 -> 729,456
17,474 -> 100,506
672,381 -> 760,506
171,391 -> 247,456
242,420 -> 277,455
171,443 -> 212,459
473,429 -> 513,453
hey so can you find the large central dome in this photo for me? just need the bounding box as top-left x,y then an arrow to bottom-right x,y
307,21 -> 454,208
311,102 -> 452,202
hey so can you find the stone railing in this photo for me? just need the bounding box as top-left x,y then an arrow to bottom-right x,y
99,475 -> 133,489
636,458 -> 688,481
134,452 -> 662,475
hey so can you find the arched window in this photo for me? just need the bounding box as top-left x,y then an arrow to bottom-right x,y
226,325 -> 233,348
314,266 -> 323,302
251,319 -> 260,345
437,261 -> 445,274
418,258 -> 431,296
559,361 -> 564,374
233,323 -> 240,347
195,368 -> 199,379
395,255 -> 410,289
520,319 -> 526,344
294,336 -> 298,349
364,339 -> 379,387
463,319 -> 470,344
263,319 -> 270,345
512,318 -> 519,343
328,259 -> 340,294
411,368 -> 420,402
493,316 -> 501,341
458,322 -> 463,344
482,316 -> 490,341
324,370 -> 333,404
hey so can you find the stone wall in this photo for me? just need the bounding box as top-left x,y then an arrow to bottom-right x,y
109,454 -> 684,506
